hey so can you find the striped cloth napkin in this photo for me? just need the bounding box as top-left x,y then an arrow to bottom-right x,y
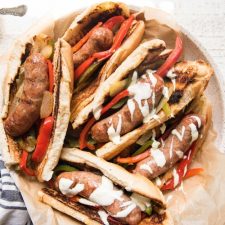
0,153 -> 33,225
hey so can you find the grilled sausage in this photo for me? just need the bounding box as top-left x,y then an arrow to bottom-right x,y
55,171 -> 142,225
134,114 -> 204,179
73,27 -> 114,67
91,74 -> 164,143
4,53 -> 49,137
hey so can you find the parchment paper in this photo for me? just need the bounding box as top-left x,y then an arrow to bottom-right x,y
1,5 -> 225,225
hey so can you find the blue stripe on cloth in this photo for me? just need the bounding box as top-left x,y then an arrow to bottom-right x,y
0,153 -> 33,225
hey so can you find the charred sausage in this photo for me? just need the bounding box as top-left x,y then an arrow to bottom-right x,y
73,27 -> 114,67
91,74 -> 164,143
134,114 -> 204,179
55,171 -> 142,225
4,53 -> 49,137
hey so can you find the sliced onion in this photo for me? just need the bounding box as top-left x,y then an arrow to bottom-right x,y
40,91 -> 53,119
41,44 -> 53,59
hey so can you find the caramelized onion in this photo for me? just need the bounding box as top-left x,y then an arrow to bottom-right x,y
40,91 -> 53,119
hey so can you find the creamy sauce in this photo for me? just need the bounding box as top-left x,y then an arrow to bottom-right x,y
160,123 -> 166,134
131,71 -> 138,85
107,115 -> 122,144
155,177 -> 162,187
98,210 -> 109,225
140,163 -> 153,174
93,105 -> 102,120
167,69 -> 177,91
128,75 -> 153,123
173,169 -> 180,187
172,126 -> 186,141
59,178 -> 84,196
89,176 -> 123,206
78,198 -> 99,207
152,140 -> 160,149
176,150 -> 184,158
169,136 -> 174,159
147,70 -> 157,87
127,99 -> 136,121
114,201 -> 137,218
131,193 -> 151,211
190,115 -> 201,128
162,86 -> 169,99
151,149 -> 166,168
189,123 -> 199,143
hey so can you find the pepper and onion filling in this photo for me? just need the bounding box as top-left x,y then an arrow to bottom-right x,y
64,36 -> 183,151
72,15 -> 135,90
4,34 -> 55,176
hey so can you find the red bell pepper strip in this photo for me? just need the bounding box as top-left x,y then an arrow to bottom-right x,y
93,15 -> 134,60
161,142 -> 197,191
79,117 -> 96,150
103,16 -> 125,30
47,59 -> 54,93
20,150 -> 35,176
184,167 -> 204,179
74,56 -> 95,81
72,22 -> 103,53
79,89 -> 129,150
116,150 -> 150,164
32,116 -> 54,163
156,35 -> 183,78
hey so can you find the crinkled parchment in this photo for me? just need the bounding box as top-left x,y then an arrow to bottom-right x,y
1,6 -> 225,225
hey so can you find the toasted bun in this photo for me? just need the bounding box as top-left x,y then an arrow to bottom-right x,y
63,1 -> 130,46
60,148 -> 166,208
38,188 -> 173,225
38,189 -> 101,225
70,20 -> 145,129
96,60 -> 214,160
36,39 -> 74,181
1,38 -> 73,182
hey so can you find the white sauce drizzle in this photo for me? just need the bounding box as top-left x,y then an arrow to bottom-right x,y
93,105 -> 102,120
147,70 -> 157,87
160,124 -> 166,134
89,176 -> 123,206
59,178 -> 84,196
176,150 -> 184,158
172,126 -> 186,141
189,123 -> 199,143
131,193 -> 151,211
173,169 -> 180,188
113,202 -> 137,218
78,198 -> 99,207
107,115 -> 122,144
162,86 -> 169,99
155,177 -> 162,186
140,164 -> 153,174
152,140 -> 161,149
98,210 -> 109,225
131,71 -> 138,85
128,75 -> 153,123
167,69 -> 177,91
169,136 -> 174,159
151,149 -> 166,168
127,99 -> 135,121
190,116 -> 201,128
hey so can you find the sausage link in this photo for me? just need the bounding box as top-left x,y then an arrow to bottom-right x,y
73,27 -> 113,67
91,74 -> 164,143
56,171 -> 141,225
4,53 -> 49,137
134,114 -> 204,179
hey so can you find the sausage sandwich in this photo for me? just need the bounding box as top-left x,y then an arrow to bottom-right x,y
1,34 -> 74,182
39,150 -> 173,225
62,1 -> 146,130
